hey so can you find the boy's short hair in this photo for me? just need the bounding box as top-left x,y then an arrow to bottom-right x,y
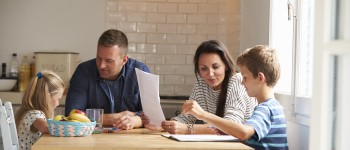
236,45 -> 280,87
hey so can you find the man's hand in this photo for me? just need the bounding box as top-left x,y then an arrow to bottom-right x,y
141,112 -> 164,131
103,111 -> 142,130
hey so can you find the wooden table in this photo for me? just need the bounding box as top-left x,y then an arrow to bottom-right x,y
32,128 -> 253,150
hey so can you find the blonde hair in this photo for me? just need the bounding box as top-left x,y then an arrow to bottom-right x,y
15,70 -> 64,129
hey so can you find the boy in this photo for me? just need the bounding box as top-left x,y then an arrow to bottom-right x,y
182,45 -> 288,150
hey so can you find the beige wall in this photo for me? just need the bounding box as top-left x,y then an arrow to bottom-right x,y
105,0 -> 241,96
0,0 -> 105,70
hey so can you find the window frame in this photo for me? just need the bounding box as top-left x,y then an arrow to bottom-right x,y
310,0 -> 350,149
270,0 -> 313,126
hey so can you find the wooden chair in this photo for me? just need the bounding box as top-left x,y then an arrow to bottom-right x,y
0,99 -> 19,150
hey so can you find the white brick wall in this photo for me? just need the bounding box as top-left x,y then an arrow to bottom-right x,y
155,65 -> 174,74
136,44 -> 157,53
117,22 -> 137,32
187,14 -> 207,24
157,24 -> 177,33
106,0 -> 241,96
165,55 -> 186,64
167,34 -> 186,44
146,54 -> 166,64
165,75 -> 185,84
138,2 -> 157,12
158,3 -> 177,13
167,14 -> 187,24
178,4 -> 198,13
146,34 -> 167,43
127,12 -> 147,22
106,12 -> 126,21
147,13 -> 166,23
118,2 -> 138,12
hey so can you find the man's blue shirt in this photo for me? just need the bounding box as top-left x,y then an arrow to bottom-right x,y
64,58 -> 150,116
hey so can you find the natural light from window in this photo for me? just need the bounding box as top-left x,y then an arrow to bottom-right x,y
270,0 -> 313,98
270,0 -> 293,94
297,0 -> 313,98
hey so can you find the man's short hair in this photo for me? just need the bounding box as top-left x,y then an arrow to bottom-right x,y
98,29 -> 128,55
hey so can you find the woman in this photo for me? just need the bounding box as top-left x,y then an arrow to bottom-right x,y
143,40 -> 257,134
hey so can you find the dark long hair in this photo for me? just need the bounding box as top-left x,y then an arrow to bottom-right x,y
193,40 -> 236,117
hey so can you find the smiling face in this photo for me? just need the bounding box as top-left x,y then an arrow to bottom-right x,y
198,53 -> 226,90
96,45 -> 128,80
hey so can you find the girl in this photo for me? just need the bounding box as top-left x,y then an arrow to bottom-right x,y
143,40 -> 257,134
15,70 -> 64,150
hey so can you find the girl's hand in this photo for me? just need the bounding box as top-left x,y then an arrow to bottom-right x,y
182,100 -> 206,120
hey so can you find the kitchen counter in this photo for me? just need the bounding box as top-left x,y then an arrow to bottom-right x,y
0,91 -> 68,105
0,91 -> 29,104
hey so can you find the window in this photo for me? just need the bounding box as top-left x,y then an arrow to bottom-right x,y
270,0 -> 314,116
296,0 -> 313,98
270,0 -> 293,94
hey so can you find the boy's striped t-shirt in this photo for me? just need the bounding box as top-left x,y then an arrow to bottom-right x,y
244,98 -> 289,150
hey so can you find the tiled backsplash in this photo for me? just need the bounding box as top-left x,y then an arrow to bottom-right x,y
106,0 -> 241,96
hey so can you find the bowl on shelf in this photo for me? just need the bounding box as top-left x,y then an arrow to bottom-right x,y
0,79 -> 17,91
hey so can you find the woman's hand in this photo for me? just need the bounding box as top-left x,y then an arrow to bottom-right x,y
182,100 -> 207,120
161,121 -> 188,134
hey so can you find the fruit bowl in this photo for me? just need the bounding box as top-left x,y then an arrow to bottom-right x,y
0,79 -> 17,91
47,119 -> 96,137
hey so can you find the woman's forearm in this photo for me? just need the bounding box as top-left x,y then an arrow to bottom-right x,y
193,124 -> 217,134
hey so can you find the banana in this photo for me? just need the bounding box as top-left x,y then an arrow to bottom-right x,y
69,113 -> 91,122
53,115 -> 64,121
69,119 -> 80,122
61,116 -> 69,121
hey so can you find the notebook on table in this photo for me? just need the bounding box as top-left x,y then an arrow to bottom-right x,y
161,134 -> 240,142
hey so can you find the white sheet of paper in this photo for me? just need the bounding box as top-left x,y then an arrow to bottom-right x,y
135,68 -> 166,127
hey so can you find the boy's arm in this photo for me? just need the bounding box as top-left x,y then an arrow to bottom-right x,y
182,100 -> 255,140
199,112 -> 255,140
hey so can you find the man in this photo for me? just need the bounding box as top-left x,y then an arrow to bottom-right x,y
65,29 -> 150,130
